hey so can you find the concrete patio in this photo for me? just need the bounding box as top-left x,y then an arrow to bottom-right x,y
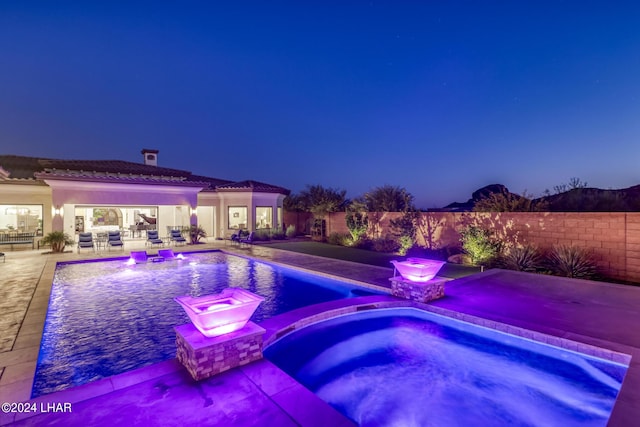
0,241 -> 638,426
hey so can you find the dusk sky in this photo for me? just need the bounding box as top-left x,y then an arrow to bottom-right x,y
1,2 -> 639,208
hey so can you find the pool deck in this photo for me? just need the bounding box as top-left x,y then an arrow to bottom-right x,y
1,241 -> 639,426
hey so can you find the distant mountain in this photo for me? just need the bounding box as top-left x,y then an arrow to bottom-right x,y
437,184 -> 640,212
542,185 -> 640,212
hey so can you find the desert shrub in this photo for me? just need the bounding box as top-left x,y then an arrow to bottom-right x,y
459,226 -> 500,266
285,224 -> 297,238
545,245 -> 597,279
405,246 -> 454,261
498,245 -> 540,272
253,229 -> 271,241
327,232 -> 352,246
345,208 -> 368,242
271,230 -> 286,240
353,236 -> 373,250
371,237 -> 400,253
397,235 -> 414,256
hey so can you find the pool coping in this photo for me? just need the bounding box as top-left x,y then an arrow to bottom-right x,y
259,296 -> 632,366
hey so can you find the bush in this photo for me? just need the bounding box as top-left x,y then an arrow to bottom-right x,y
271,230 -> 286,240
253,229 -> 271,241
189,225 -> 207,244
353,236 -> 373,250
459,226 -> 500,266
498,245 -> 540,272
371,237 -> 400,253
285,225 -> 297,238
327,232 -> 352,246
345,211 -> 369,242
405,246 -> 453,261
397,235 -> 414,256
42,231 -> 74,253
545,245 -> 597,279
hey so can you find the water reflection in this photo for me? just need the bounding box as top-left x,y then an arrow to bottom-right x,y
33,251 -> 378,397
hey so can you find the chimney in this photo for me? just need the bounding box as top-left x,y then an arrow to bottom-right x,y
141,149 -> 159,166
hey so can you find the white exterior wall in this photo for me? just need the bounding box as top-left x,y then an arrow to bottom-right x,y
0,180 -> 286,240
197,206 -> 215,240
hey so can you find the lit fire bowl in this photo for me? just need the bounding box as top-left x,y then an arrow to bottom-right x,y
175,288 -> 264,338
390,258 -> 446,282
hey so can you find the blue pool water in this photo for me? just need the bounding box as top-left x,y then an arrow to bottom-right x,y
33,251 -> 381,397
265,307 -> 628,427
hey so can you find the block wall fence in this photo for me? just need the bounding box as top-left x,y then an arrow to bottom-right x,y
285,211 -> 640,283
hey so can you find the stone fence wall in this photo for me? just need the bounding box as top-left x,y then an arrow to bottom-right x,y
285,211 -> 640,282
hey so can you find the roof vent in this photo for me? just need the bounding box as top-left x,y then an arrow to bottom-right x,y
141,149 -> 159,166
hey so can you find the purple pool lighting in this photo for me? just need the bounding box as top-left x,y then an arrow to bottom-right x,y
129,251 -> 148,264
175,288 -> 264,337
159,249 -> 175,259
391,257 -> 445,282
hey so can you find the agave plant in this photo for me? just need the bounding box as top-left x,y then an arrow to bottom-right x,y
498,245 -> 541,272
189,225 -> 207,244
545,245 -> 597,279
41,231 -> 74,253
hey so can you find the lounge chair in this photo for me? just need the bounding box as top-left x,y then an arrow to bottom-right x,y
107,231 -> 124,251
158,249 -> 176,259
170,229 -> 187,246
130,251 -> 148,263
239,231 -> 255,247
146,230 -> 164,247
77,232 -> 95,252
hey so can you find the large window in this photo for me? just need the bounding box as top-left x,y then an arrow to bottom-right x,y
256,207 -> 272,229
228,206 -> 247,229
0,204 -> 43,235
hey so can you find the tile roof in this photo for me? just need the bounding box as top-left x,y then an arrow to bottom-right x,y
34,169 -> 209,187
187,174 -> 235,188
0,155 -> 289,194
216,180 -> 291,195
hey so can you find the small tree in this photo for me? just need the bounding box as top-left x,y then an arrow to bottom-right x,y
364,185 -> 414,212
345,199 -> 368,243
459,226 -> 499,266
390,210 -> 420,255
299,184 -> 347,240
42,231 -> 74,253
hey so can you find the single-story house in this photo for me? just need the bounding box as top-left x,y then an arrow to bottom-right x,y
0,149 -> 289,242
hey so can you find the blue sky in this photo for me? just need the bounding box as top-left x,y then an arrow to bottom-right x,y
1,1 -> 639,208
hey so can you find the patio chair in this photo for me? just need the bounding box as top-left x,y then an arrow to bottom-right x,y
0,252 -> 4,263
77,232 -> 95,252
170,229 -> 187,246
107,231 -> 124,251
146,230 -> 164,247
239,231 -> 255,247
230,230 -> 243,245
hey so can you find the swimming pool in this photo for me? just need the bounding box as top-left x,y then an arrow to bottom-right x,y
265,307 -> 628,427
33,251 -> 381,397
